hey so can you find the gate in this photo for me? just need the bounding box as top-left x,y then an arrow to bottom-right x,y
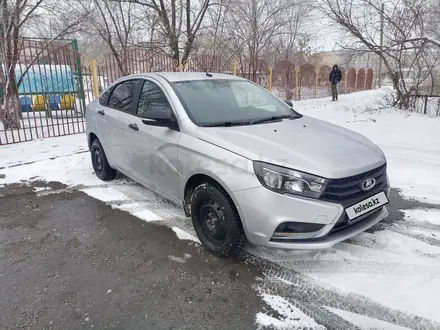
0,38 -> 87,145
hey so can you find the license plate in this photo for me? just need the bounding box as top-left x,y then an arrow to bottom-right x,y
345,191 -> 389,221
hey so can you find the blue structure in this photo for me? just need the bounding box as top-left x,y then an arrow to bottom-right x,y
1,64 -> 78,95
49,95 -> 61,110
19,96 -> 33,112
15,64 -> 78,94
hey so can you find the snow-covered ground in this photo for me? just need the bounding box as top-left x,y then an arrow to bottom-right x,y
1,89 -> 440,329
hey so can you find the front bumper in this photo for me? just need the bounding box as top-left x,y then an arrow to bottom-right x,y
233,185 -> 389,250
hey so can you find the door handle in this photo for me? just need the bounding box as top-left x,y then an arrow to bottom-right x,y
128,123 -> 139,131
97,110 -> 105,116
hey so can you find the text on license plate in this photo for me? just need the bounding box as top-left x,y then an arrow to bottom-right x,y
345,191 -> 389,220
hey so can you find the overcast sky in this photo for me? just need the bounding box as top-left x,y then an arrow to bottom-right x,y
308,10 -> 341,52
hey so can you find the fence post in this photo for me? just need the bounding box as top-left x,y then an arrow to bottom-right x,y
314,67 -> 319,98
268,66 -> 273,92
354,69 -> 359,92
344,71 -> 348,93
364,70 -> 367,90
179,62 -> 183,72
233,63 -> 237,76
424,95 -> 428,115
295,67 -> 300,101
72,39 -> 86,114
90,59 -> 100,98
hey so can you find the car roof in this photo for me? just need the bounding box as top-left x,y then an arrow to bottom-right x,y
121,72 -> 246,83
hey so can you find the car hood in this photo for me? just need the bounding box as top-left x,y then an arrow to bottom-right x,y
196,116 -> 386,178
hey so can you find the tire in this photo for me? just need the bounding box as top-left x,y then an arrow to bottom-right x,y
90,139 -> 116,181
190,182 -> 246,257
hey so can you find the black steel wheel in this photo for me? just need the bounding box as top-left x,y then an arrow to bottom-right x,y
191,182 -> 246,256
91,139 -> 116,181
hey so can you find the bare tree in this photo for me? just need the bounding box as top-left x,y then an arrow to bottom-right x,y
192,0 -> 235,70
271,0 -> 312,98
74,0 -> 145,76
225,0 -> 291,81
0,0 -> 87,129
118,0 -> 212,67
273,1 -> 311,64
318,0 -> 440,108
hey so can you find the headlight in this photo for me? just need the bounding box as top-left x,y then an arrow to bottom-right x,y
253,161 -> 328,198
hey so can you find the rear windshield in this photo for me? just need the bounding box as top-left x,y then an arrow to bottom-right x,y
170,79 -> 294,126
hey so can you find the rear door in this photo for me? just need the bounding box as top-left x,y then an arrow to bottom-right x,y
104,79 -> 141,173
127,79 -> 182,201
87,89 -> 112,155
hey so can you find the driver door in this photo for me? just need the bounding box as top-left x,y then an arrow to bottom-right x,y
126,79 -> 182,201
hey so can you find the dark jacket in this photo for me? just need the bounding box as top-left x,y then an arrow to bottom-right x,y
329,66 -> 342,85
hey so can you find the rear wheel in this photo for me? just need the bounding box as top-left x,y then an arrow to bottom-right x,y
91,139 -> 116,181
190,182 -> 246,257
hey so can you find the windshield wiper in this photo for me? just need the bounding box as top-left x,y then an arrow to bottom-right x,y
201,120 -> 252,127
251,114 -> 298,125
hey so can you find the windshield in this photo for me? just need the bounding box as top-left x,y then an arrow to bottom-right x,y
170,79 -> 300,126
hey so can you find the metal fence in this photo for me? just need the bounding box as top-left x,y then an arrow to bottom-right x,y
1,42 -> 375,145
0,38 -> 88,145
94,49 -> 375,101
413,95 -> 440,116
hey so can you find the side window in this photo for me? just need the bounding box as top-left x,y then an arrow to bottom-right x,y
108,80 -> 138,111
99,88 -> 111,105
137,80 -> 172,117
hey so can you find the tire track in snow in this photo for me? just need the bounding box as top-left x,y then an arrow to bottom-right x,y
252,258 -> 440,275
243,251 -> 440,330
388,226 -> 440,248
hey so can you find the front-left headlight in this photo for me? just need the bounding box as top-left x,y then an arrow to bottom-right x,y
253,161 -> 328,198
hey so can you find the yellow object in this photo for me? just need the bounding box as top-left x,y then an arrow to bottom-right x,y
268,66 -> 273,92
60,94 -> 75,110
179,62 -> 183,72
91,59 -> 100,97
233,63 -> 237,76
33,95 -> 46,111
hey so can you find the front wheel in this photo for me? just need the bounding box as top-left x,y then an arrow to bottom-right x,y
190,182 -> 246,257
91,139 -> 116,181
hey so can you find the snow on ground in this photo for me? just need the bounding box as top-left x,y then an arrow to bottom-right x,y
404,209 -> 440,226
1,89 -> 440,329
256,294 -> 326,330
171,227 -> 200,243
326,308 -> 412,330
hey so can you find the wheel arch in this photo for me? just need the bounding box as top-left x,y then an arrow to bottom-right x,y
88,132 -> 99,151
182,173 -> 244,227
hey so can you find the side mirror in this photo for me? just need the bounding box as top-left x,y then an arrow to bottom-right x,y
284,100 -> 293,107
142,109 -> 172,125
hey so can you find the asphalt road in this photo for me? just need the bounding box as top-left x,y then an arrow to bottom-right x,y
0,182 -> 264,330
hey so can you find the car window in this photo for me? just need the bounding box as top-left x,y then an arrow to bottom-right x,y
108,80 -> 138,111
99,88 -> 111,106
170,80 -> 296,125
137,80 -> 172,117
231,83 -> 277,112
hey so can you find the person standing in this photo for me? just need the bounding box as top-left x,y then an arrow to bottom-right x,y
329,64 -> 342,101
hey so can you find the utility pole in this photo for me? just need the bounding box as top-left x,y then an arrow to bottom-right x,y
378,2 -> 384,88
